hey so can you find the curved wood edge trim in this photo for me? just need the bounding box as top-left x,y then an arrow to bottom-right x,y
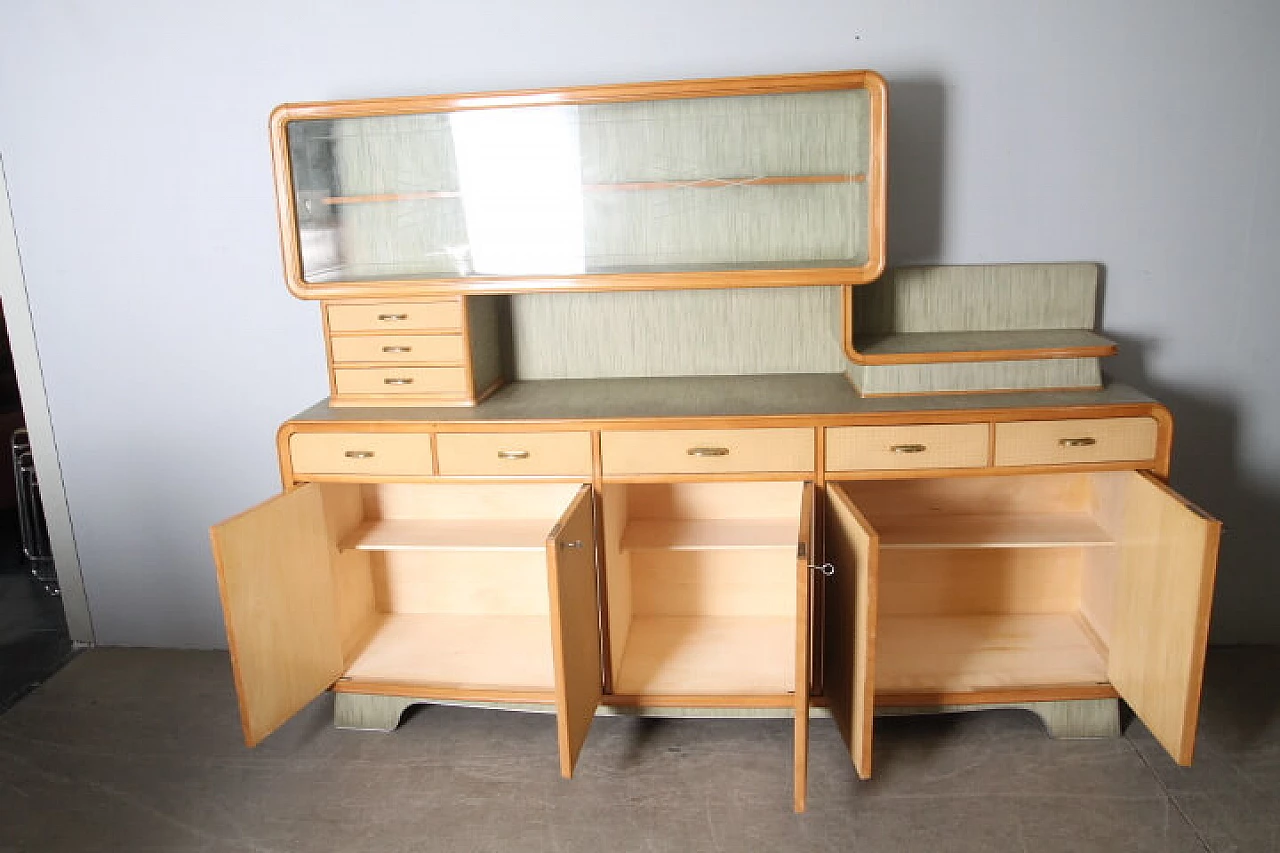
852,341 -> 1119,365
1149,405 -> 1174,478
286,265 -> 887,300
876,684 -> 1119,707
825,459 -> 1159,480
332,681 -> 557,703
282,402 -> 1171,432
272,69 -> 882,121
603,693 -> 796,708
853,383 -> 1105,398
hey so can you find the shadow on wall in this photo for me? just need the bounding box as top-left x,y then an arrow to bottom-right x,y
885,75 -> 947,264
1103,327 -> 1280,648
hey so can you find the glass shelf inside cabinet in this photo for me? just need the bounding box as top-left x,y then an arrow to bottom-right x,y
278,76 -> 883,293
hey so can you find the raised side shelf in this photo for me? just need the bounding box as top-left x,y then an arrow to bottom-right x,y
613,615 -> 796,695
876,613 -> 1109,695
620,519 -> 798,551
343,613 -> 556,690
850,329 -> 1118,365
875,513 -> 1114,549
341,519 -> 551,552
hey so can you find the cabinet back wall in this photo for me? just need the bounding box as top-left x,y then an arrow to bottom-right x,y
510,288 -> 847,378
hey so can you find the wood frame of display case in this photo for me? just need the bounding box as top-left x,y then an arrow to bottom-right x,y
269,70 -> 887,299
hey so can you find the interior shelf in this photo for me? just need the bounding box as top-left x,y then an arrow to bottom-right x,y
341,519 -> 551,552
321,174 -> 865,206
620,518 -> 798,551
852,329 -> 1117,363
613,615 -> 796,695
875,613 -> 1109,695
343,613 -> 555,690
876,513 -> 1115,550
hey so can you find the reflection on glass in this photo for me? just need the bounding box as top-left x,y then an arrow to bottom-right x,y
287,89 -> 871,283
450,106 -> 585,275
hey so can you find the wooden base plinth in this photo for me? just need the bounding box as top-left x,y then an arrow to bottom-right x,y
333,692 -> 1120,740
877,697 -> 1121,740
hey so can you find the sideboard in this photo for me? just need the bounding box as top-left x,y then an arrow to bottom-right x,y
211,374 -> 1219,812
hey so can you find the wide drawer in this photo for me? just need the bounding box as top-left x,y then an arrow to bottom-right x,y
289,432 -> 434,476
994,417 -> 1159,467
826,423 -> 989,471
333,367 -> 470,398
326,300 -> 463,333
436,432 -> 593,477
601,429 -> 814,475
329,334 -> 467,365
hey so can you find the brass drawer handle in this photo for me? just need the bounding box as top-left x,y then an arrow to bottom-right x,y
687,446 -> 730,457
890,443 -> 928,454
497,449 -> 530,460
381,345 -> 412,353
343,450 -> 375,459
383,377 -> 414,386
377,313 -> 409,321
1059,437 -> 1097,447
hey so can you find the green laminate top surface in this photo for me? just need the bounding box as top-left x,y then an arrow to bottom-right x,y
288,375 -> 1156,425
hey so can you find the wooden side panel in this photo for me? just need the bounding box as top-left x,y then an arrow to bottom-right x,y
1109,472 -> 1221,765
823,483 -> 879,779
209,484 -> 344,746
793,483 -> 814,813
547,485 -> 603,778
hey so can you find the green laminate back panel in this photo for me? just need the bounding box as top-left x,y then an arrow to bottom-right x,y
853,263 -> 1099,334
509,287 -> 848,379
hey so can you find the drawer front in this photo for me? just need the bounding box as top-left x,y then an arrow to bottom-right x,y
826,423 -> 989,471
601,428 -> 814,475
326,300 -> 463,333
436,432 -> 593,477
994,417 -> 1159,467
333,367 -> 470,398
329,334 -> 466,365
289,432 -> 434,477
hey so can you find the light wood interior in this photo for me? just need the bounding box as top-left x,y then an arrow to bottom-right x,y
833,473 -> 1147,700
603,482 -> 804,696
325,483 -> 583,692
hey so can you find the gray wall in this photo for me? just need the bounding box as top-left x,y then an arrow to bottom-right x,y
0,1 -> 1277,646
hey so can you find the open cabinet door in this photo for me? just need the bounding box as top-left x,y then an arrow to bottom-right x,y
822,483 -> 879,780
793,482 -> 815,813
210,484 -> 344,747
547,484 -> 603,778
1109,472 -> 1222,765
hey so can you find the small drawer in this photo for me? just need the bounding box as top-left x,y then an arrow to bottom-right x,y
329,335 -> 467,365
994,417 -> 1159,467
601,429 -> 814,476
436,432 -> 593,477
289,432 -> 434,477
333,367 -> 470,398
326,300 -> 463,333
826,423 -> 989,471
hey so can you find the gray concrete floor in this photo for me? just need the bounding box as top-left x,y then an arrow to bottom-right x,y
0,647 -> 1276,852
